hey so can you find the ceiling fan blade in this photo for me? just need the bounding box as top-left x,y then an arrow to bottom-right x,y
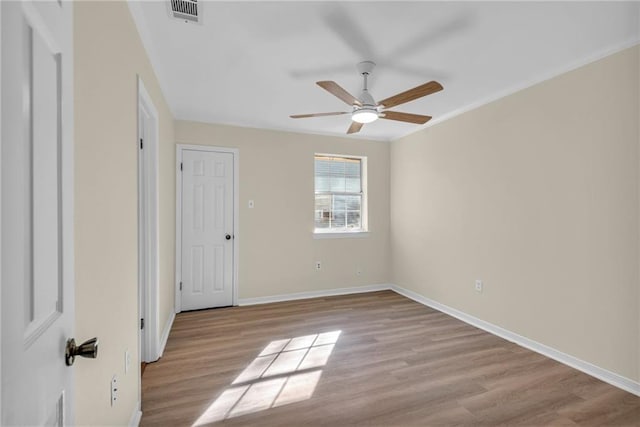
290,112 -> 349,119
317,81 -> 362,107
324,5 -> 376,60
347,121 -> 363,134
378,81 -> 443,109
386,15 -> 472,63
381,111 -> 432,125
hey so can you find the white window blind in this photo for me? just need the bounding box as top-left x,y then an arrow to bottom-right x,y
314,155 -> 364,232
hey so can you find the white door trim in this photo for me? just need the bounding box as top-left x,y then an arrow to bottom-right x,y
137,76 -> 161,365
175,144 -> 239,312
0,1 -> 3,419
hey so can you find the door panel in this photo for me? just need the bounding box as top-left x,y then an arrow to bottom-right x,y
28,17 -> 63,345
2,1 -> 74,425
181,150 -> 234,311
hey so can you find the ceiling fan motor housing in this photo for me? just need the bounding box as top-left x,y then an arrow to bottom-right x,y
352,61 -> 379,123
358,90 -> 376,107
352,90 -> 379,123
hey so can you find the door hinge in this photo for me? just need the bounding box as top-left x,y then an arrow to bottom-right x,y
140,138 -> 143,150
179,281 -> 183,291
180,162 -> 183,171
140,318 -> 145,330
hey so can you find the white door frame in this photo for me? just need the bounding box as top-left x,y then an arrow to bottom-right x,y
137,76 -> 160,363
0,1 -> 3,419
175,144 -> 239,312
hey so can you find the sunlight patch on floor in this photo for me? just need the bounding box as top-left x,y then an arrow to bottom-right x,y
192,330 -> 341,426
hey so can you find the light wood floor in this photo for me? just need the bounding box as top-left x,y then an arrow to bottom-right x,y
141,291 -> 640,426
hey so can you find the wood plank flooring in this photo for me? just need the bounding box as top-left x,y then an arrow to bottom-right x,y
141,291 -> 640,426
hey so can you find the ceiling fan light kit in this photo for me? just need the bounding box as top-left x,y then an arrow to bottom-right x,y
352,107 -> 379,124
290,60 -> 443,134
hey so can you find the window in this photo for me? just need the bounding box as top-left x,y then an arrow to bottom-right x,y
314,154 -> 367,234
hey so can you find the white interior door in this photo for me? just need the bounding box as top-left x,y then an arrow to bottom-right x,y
1,1 -> 75,425
138,78 -> 160,363
138,103 -> 148,362
180,149 -> 234,311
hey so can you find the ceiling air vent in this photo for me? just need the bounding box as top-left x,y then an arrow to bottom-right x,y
169,0 -> 200,24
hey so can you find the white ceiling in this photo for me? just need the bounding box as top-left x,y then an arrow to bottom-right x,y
129,1 -> 640,141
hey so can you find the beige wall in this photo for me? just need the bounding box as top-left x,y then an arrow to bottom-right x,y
74,2 -> 175,425
175,121 -> 390,299
391,45 -> 640,382
72,4 -> 637,424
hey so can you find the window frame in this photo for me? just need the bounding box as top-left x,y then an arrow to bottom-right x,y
313,153 -> 369,237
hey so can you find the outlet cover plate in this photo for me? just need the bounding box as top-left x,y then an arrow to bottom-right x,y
475,280 -> 483,293
111,375 -> 118,406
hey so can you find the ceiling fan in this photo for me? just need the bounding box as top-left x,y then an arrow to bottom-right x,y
290,61 -> 443,134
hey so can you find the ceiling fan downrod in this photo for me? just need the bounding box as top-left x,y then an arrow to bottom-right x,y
352,61 -> 379,123
356,61 -> 376,107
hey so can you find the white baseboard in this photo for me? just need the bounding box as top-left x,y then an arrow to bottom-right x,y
391,284 -> 640,397
238,284 -> 392,306
228,282 -> 640,397
128,401 -> 142,427
157,311 -> 175,359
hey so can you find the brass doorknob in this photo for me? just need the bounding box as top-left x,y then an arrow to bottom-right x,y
65,337 -> 98,366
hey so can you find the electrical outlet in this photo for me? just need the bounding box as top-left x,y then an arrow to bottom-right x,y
111,375 -> 118,406
125,350 -> 131,374
475,280 -> 483,293
315,261 -> 321,271
356,267 -> 362,276
248,200 -> 254,209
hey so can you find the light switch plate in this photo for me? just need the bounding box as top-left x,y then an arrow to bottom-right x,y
125,350 -> 131,374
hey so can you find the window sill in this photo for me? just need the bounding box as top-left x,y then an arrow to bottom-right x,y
313,231 -> 370,239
